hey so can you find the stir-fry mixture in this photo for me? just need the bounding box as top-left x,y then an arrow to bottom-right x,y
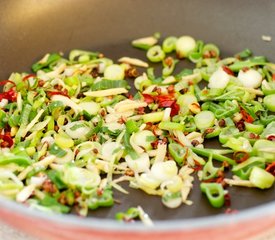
0,34 -> 275,224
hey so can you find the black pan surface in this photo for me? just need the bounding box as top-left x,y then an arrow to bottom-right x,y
0,0 -> 275,221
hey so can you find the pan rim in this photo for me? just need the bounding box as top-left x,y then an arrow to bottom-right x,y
0,196 -> 274,232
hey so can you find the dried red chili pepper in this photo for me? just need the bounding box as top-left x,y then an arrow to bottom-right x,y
0,134 -> 14,148
0,80 -> 16,87
266,162 -> 275,176
47,91 -> 69,98
240,108 -> 254,123
267,135 -> 275,141
248,133 -> 258,139
233,151 -> 249,163
158,99 -> 175,108
170,102 -> 180,117
225,208 -> 238,214
23,74 -> 36,81
224,193 -> 231,207
192,161 -> 203,172
242,67 -> 250,72
142,94 -> 154,104
222,66 -> 234,76
0,89 -> 17,102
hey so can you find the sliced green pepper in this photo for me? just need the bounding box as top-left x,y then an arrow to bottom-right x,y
39,194 -> 70,214
202,100 -> 239,119
162,36 -> 177,53
191,147 -> 236,166
232,157 -> 265,180
200,183 -> 225,208
162,57 -> 179,77
146,45 -> 165,63
116,207 -> 140,222
202,155 -> 223,180
87,187 -> 114,210
168,143 -> 188,166
32,53 -> 61,72
219,126 -> 241,145
0,152 -> 32,166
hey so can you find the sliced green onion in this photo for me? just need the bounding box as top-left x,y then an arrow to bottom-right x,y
132,36 -> 158,50
146,45 -> 166,63
249,166 -> 275,189
245,122 -> 264,134
263,94 -> 275,112
142,111 -> 164,123
194,111 -> 215,130
202,43 -> 220,58
104,64 -> 125,80
176,36 -> 196,58
159,121 -> 184,131
162,36 -> 177,53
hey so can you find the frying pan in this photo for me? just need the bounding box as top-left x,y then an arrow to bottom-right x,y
0,0 -> 275,239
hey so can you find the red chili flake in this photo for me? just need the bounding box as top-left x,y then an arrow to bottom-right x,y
0,89 -> 17,102
42,179 -> 57,194
164,57 -> 173,67
222,161 -> 230,170
202,128 -> 215,138
192,161 -> 203,172
144,122 -> 153,130
136,107 -> 145,115
248,133 -> 260,139
203,52 -> 211,59
167,85 -> 175,94
266,162 -> 275,176
47,90 -> 69,98
224,193 -> 231,207
233,151 -> 249,163
74,191 -> 81,199
169,136 -> 184,147
142,94 -> 154,104
170,102 -> 180,117
222,66 -> 234,76
151,139 -> 160,149
242,67 -> 250,72
188,81 -> 194,86
155,95 -> 174,105
272,74 -> 275,81
96,188 -> 103,196
125,93 -> 133,100
125,169 -> 135,177
225,208 -> 238,214
23,74 -> 36,81
240,108 -> 254,123
202,89 -> 209,94
158,99 -> 175,108
0,134 -> 14,148
58,193 -> 67,205
267,135 -> 275,141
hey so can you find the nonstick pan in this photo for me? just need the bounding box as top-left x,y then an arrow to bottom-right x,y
0,0 -> 275,239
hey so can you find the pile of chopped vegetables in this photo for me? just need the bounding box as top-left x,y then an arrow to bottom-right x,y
1,34 -> 275,225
